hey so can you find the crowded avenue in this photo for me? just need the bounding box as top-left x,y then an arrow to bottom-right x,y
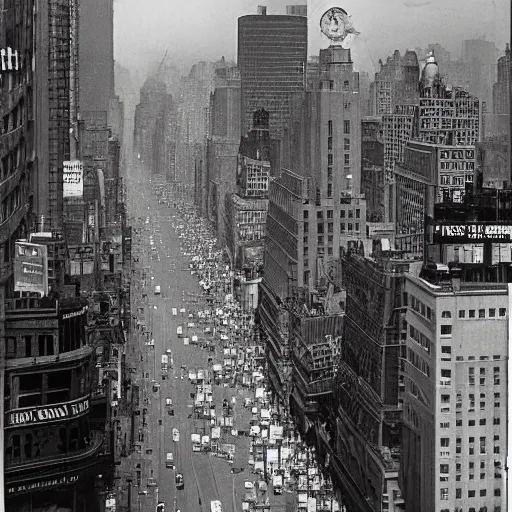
111,156 -> 344,512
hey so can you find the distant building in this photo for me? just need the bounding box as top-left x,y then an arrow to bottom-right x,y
370,50 -> 420,116
490,44 -> 511,139
133,78 -> 168,173
238,12 -> 307,139
286,4 -> 307,15
463,38 -> 498,114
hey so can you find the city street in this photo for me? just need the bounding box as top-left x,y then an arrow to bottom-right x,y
124,165 -> 256,512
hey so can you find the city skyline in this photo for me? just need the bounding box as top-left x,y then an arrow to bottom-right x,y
114,0 -> 510,76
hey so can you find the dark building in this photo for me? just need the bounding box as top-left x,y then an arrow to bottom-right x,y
78,0 -> 115,113
330,253 -> 407,511
238,11 -> 307,139
3,296 -> 114,512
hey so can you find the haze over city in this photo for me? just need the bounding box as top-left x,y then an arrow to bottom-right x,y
114,0 -> 510,76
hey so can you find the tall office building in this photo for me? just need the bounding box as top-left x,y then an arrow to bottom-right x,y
260,43 -> 364,406
399,192 -> 510,512
238,9 -> 307,139
78,0 -> 115,113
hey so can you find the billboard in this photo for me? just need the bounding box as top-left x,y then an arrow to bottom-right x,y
434,224 -> 512,243
14,242 -> 48,296
63,160 -> 84,197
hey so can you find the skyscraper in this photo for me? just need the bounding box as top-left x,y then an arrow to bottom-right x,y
238,10 -> 307,139
78,0 -> 115,113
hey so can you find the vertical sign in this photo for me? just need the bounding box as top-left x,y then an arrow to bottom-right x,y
63,160 -> 84,197
14,242 -> 49,296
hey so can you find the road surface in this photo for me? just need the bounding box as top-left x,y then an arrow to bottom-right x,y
126,164 -> 254,512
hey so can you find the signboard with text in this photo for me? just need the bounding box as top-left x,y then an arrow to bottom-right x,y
434,224 -> 512,243
5,395 -> 90,428
7,474 -> 79,495
14,242 -> 48,296
63,160 -> 84,197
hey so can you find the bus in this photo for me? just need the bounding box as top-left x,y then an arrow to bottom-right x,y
210,500 -> 222,512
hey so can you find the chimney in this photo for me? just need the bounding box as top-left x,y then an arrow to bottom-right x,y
257,5 -> 267,15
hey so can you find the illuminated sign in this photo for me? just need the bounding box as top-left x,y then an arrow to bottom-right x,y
434,224 -> 512,243
14,242 -> 49,296
63,160 -> 84,197
6,395 -> 90,428
7,474 -> 79,495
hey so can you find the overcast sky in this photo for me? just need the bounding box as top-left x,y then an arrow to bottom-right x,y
114,0 -> 510,77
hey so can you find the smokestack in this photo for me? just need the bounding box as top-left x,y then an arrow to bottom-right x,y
257,5 -> 267,15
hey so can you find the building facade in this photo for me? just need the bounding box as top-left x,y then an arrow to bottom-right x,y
238,12 -> 307,139
401,274 -> 508,512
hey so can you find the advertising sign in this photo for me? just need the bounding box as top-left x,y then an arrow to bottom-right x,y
434,224 -> 512,243
14,242 -> 48,296
63,160 -> 83,197
6,395 -> 90,428
7,474 -> 79,495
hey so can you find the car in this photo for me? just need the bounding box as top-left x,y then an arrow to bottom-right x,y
172,428 -> 180,442
166,349 -> 172,355
175,473 -> 184,490
244,481 -> 254,489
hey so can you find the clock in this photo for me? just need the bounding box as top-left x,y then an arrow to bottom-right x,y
320,7 -> 357,44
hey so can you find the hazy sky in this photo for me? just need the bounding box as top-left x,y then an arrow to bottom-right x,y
114,0 -> 510,77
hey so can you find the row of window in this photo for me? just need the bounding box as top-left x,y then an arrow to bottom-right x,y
307,208 -> 361,220
458,308 -> 506,319
441,487 -> 502,500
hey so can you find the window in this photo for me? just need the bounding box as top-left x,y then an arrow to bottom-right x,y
479,419 -> 486,425
480,489 -> 486,497
327,210 -> 333,219
469,309 -> 475,318
328,120 -> 332,136
499,308 -> 506,316
468,490 -> 475,498
328,136 -> 333,151
489,308 -> 496,317
441,394 -> 450,403
340,210 -> 345,218
328,153 -> 333,165
344,154 -> 350,166
327,167 -> 333,181
441,325 -> 452,335
327,183 -> 332,198
38,335 -> 54,356
355,209 -> 360,219
478,309 -> 485,318
440,422 -> 450,428
440,488 -> 448,500
456,488 -> 462,499
493,417 -> 500,425
441,311 -> 451,318
480,437 -> 486,454
494,489 -> 501,496
440,438 -> 449,447
459,310 -> 465,318
440,464 -> 449,474
494,392 -> 500,408
343,138 -> 350,151
303,210 -> 309,219
317,211 -> 323,219
343,120 -> 350,134
304,222 -> 309,232
494,367 -> 500,385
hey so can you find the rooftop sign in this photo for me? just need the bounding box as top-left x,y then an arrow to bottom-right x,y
434,224 -> 512,243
